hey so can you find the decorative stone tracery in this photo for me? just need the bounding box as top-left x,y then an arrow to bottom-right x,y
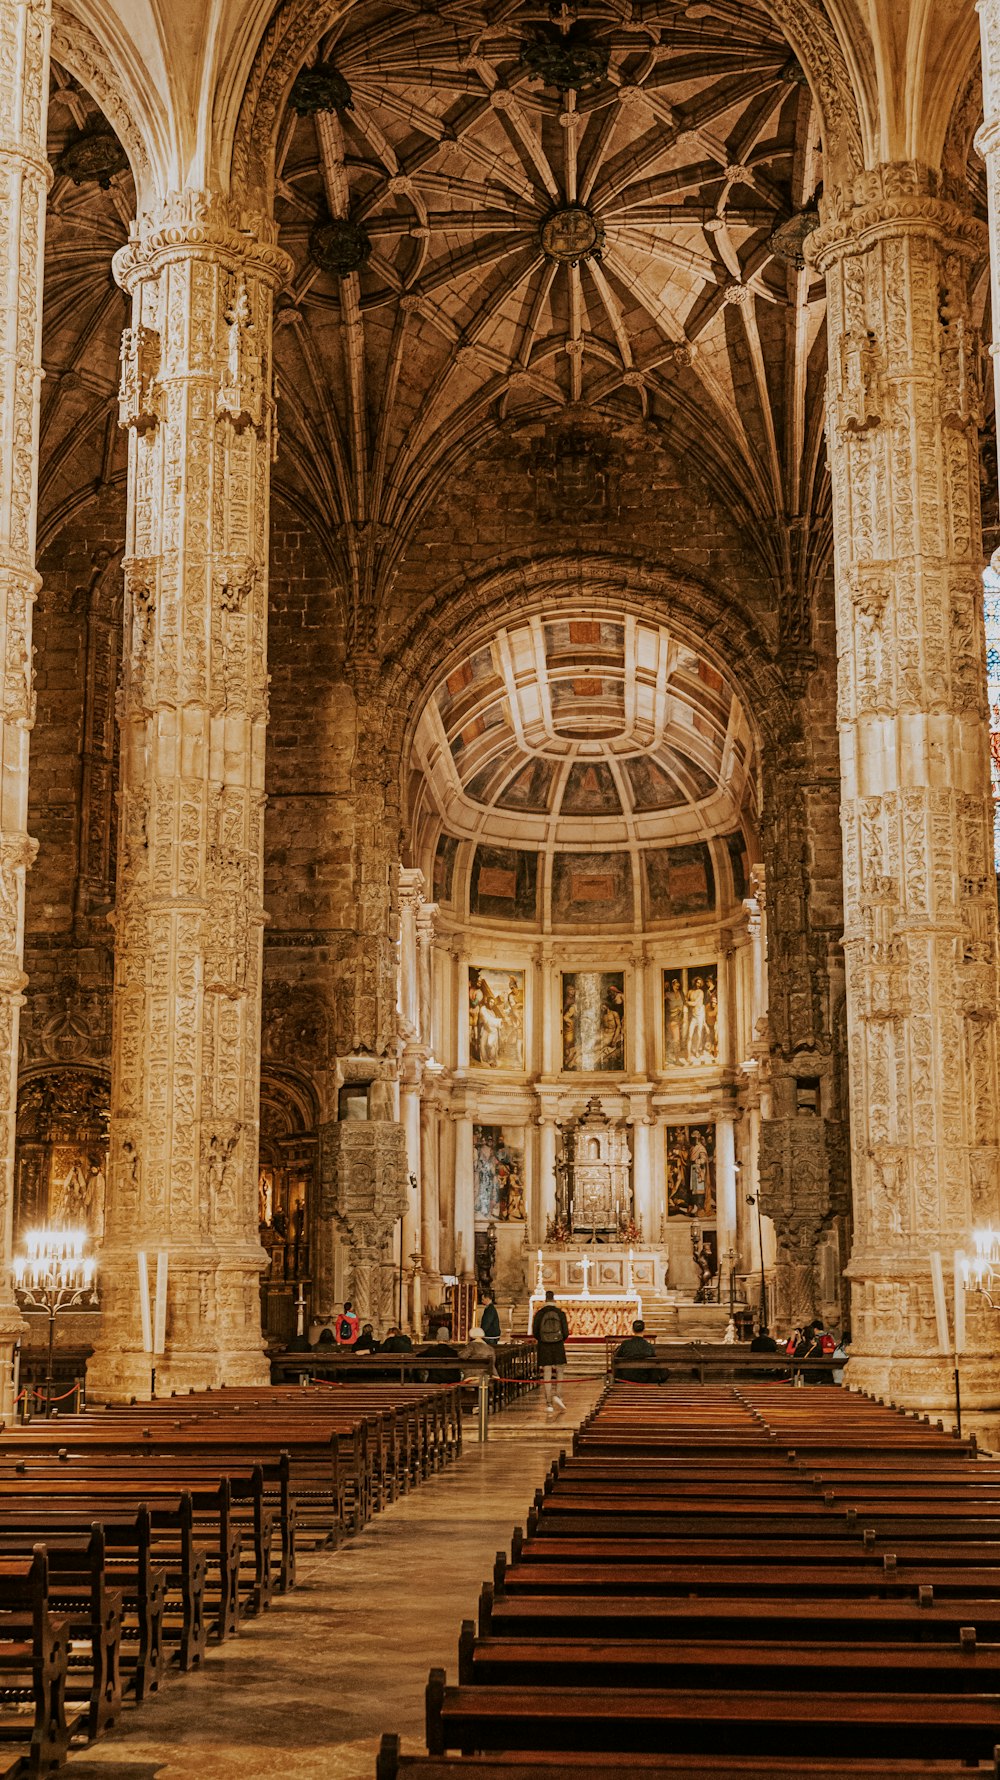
810,162 -> 1000,1407
88,193 -> 291,1399
0,0 -> 52,1413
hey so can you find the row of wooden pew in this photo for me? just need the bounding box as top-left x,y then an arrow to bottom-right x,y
0,1377 -> 462,1774
378,1382 -> 1000,1779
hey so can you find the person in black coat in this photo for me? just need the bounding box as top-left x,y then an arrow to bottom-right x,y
614,1320 -> 659,1383
480,1292 -> 502,1345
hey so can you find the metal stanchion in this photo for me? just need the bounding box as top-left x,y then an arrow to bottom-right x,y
477,1376 -> 490,1442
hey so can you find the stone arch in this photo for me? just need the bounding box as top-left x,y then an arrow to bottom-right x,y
229,0 -> 867,217
50,4 -> 154,204
383,550 -> 797,779
258,1068 -> 319,1342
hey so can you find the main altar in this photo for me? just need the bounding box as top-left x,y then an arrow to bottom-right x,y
532,1096 -> 664,1336
528,1248 -> 644,1337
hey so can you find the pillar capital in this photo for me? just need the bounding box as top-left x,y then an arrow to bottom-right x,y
113,190 -> 292,295
810,162 -> 985,269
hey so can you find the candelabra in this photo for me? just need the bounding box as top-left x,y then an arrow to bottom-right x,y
961,1228 -> 1000,1307
13,1228 -> 97,1417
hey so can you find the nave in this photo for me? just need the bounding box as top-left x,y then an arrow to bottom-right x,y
38,1383 -> 599,1780
13,1373 -> 1000,1780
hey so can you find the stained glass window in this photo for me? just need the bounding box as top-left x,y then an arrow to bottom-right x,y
984,565 -> 1000,872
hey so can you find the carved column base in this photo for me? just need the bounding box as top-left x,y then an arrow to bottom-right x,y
87,1245 -> 268,1402
844,1350 -> 1000,1420
0,1297 -> 25,1420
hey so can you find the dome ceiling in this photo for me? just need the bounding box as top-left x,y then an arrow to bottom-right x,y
273,0 -> 829,613
414,612 -> 756,850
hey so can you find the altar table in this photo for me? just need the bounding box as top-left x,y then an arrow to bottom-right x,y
527,1291 -> 641,1338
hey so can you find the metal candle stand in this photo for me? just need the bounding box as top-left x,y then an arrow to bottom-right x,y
13,1228 -> 98,1418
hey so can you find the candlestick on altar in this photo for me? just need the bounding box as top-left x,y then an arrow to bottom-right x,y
535,1247 -> 544,1292
12,1227 -> 98,1418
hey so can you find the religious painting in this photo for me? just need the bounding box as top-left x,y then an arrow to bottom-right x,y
666,1122 -> 716,1217
473,1125 -> 526,1222
725,829 -> 749,902
644,842 -> 716,921
560,762 -> 622,815
470,845 -> 538,922
662,965 -> 719,1067
468,967 -> 525,1069
561,971 -> 626,1072
625,756 -> 685,812
552,852 -> 632,926
497,760 -> 554,813
433,832 -> 458,904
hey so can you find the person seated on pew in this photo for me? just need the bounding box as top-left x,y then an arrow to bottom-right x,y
335,1301 -> 360,1345
460,1327 -> 497,1375
422,1325 -> 462,1384
379,1326 -> 414,1354
316,1327 -> 336,1348
613,1319 -> 659,1383
353,1322 -> 377,1353
750,1324 -> 779,1353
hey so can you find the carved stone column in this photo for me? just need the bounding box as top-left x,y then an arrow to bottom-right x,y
90,193 -> 291,1399
0,0 -> 51,1411
811,163 -> 1000,1406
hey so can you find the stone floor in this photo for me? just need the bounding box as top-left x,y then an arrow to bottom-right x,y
63,1379 -> 602,1780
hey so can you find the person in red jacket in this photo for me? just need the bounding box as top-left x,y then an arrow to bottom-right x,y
335,1301 -> 360,1345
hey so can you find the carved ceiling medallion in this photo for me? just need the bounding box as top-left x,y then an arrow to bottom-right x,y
309,217 -> 372,276
541,204 -> 605,266
290,62 -> 354,116
55,129 -> 128,188
769,202 -> 821,269
519,25 -> 610,91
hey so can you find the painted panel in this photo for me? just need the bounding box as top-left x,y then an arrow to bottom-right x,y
470,845 -> 538,921
473,1124 -> 526,1222
552,851 -> 632,924
561,971 -> 626,1071
666,1122 -> 716,1217
662,964 -> 719,1067
645,842 -> 715,919
468,966 -> 525,1069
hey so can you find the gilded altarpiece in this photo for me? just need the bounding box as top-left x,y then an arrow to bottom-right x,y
14,1070 -> 109,1243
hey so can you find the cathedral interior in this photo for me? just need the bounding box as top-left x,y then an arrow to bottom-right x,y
10,1 -> 1000,1775
1,0 -> 1000,1421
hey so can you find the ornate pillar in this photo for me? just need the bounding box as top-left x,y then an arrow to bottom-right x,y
452,1107 -> 474,1280
624,1091 -> 653,1241
0,0 -> 51,1412
397,868 -> 424,1326
419,1095 -> 441,1297
811,163 -> 1000,1405
90,193 -> 292,1399
714,1111 -> 738,1272
536,1108 -> 558,1240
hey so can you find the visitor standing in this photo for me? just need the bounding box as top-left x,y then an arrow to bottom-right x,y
480,1291 -> 502,1345
335,1301 -> 360,1345
532,1288 -> 569,1413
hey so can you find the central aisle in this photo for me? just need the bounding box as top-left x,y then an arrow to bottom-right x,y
62,1379 -> 602,1780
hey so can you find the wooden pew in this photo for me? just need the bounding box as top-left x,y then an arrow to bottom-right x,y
0,1548 -> 74,1775
377,1734 -> 1000,1779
